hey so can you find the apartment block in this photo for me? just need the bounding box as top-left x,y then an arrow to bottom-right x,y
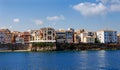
96,30 -> 117,43
20,32 -> 31,44
56,29 -> 66,43
80,31 -> 96,43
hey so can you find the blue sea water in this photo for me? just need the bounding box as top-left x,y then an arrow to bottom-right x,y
0,50 -> 120,70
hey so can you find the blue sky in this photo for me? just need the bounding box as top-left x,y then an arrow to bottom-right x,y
0,0 -> 120,33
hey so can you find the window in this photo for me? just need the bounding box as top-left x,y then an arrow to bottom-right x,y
53,33 -> 55,37
44,33 -> 46,36
48,36 -> 52,40
48,31 -> 52,35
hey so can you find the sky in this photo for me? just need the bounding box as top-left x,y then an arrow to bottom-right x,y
0,0 -> 120,33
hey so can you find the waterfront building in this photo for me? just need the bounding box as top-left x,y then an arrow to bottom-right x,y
0,29 -> 12,44
83,36 -> 95,43
0,31 -> 5,44
30,30 -> 41,42
40,27 -> 56,42
20,32 -> 31,44
117,34 -> 120,44
30,27 -> 56,43
11,31 -> 21,43
74,32 -> 80,43
65,28 -> 74,43
80,31 -> 96,43
15,36 -> 24,44
96,30 -> 117,43
74,29 -> 85,43
56,29 -> 66,43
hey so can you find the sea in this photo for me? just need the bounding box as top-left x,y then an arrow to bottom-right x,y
0,50 -> 120,70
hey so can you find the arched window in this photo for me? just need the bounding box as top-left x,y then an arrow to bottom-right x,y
48,36 -> 52,40
48,31 -> 52,35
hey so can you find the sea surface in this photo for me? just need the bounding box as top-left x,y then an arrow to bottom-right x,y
0,50 -> 120,70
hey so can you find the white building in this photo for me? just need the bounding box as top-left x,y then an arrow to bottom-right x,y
96,30 -> 117,43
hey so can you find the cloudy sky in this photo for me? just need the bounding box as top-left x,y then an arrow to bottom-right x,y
0,0 -> 120,32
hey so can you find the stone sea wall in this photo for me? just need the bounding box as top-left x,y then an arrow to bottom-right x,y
56,43 -> 120,51
0,43 -> 120,52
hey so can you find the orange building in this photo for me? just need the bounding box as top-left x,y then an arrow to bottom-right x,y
20,32 -> 31,44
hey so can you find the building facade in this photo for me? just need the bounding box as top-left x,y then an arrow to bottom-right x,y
96,30 -> 117,43
40,28 -> 56,42
15,36 -> 24,44
65,30 -> 74,43
0,31 -> 5,44
83,36 -> 95,43
74,32 -> 80,43
56,30 -> 66,43
0,29 -> 12,44
80,32 -> 96,43
20,32 -> 31,44
30,30 -> 41,42
30,27 -> 56,43
11,31 -> 21,44
117,34 -> 120,44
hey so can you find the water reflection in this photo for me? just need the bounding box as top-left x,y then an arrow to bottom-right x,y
97,50 -> 106,69
80,51 -> 88,69
0,51 -> 120,70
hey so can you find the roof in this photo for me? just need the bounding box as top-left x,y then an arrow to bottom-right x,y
97,29 -> 117,32
0,29 -> 11,33
40,27 -> 55,30
21,32 -> 30,36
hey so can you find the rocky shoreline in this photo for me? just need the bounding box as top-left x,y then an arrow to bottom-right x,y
0,43 -> 120,52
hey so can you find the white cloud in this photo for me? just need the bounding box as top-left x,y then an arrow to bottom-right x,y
73,0 -> 120,16
110,4 -> 120,11
73,2 -> 107,16
13,18 -> 20,23
97,0 -> 120,4
35,20 -> 44,25
96,0 -> 109,4
46,15 -> 65,21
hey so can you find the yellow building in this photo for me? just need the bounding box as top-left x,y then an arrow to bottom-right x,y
30,27 -> 56,42
80,31 -> 96,43
83,36 -> 95,43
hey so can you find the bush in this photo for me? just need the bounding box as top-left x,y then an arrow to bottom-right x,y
32,42 -> 55,47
